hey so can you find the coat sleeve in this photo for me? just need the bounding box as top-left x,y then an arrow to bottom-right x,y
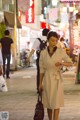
39,51 -> 45,74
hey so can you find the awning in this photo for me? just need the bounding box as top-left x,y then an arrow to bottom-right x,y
4,11 -> 22,28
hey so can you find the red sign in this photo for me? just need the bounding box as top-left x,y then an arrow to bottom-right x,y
40,22 -> 50,29
25,0 -> 34,23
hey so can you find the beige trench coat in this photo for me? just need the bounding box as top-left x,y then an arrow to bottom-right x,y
39,47 -> 72,109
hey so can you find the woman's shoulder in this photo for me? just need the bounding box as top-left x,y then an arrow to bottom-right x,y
57,47 -> 64,52
40,48 -> 47,54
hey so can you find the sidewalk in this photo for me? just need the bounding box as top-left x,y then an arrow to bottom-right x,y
0,66 -> 80,120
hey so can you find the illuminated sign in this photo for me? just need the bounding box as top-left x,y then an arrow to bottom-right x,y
18,0 -> 30,12
18,10 -> 22,21
60,0 -> 80,2
48,8 -> 58,22
40,22 -> 50,29
25,0 -> 34,23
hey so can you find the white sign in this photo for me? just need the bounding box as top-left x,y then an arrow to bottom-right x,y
48,8 -> 58,22
0,111 -> 9,120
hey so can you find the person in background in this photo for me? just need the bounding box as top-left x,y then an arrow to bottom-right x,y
57,37 -> 66,49
0,30 -> 14,79
39,31 -> 72,120
27,28 -> 50,93
57,37 -> 70,72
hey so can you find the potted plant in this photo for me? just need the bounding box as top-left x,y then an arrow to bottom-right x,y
0,21 -> 6,39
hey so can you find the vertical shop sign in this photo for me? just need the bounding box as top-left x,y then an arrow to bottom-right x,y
25,0 -> 34,23
48,8 -> 58,23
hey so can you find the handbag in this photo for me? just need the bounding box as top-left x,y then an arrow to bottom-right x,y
0,76 -> 8,92
33,92 -> 44,120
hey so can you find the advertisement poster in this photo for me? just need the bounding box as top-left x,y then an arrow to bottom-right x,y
18,0 -> 30,12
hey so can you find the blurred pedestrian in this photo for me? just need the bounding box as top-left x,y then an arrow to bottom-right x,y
0,48 -> 3,74
0,30 -> 14,79
27,28 -> 50,93
39,31 -> 72,120
57,37 -> 66,49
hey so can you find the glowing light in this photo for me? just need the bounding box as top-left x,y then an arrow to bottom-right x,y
52,0 -> 58,6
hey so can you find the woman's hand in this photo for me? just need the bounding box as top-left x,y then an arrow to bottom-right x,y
55,62 -> 62,67
39,84 -> 43,92
55,62 -> 73,67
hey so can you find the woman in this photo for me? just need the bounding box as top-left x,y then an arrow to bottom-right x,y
39,31 -> 72,120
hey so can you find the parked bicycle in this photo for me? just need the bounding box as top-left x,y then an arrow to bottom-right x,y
20,50 -> 30,68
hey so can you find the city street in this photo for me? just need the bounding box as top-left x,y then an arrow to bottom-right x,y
0,66 -> 80,120
0,0 -> 80,120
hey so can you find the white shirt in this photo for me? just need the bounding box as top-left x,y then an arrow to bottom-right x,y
31,36 -> 47,51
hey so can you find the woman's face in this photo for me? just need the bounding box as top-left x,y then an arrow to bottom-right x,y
48,36 -> 58,47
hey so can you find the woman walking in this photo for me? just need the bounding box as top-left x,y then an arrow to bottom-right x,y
39,31 -> 72,120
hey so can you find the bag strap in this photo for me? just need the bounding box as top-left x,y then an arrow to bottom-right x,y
37,38 -> 42,43
38,91 -> 42,102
